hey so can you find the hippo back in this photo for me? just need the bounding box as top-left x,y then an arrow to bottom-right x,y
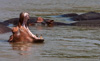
0,24 -> 11,34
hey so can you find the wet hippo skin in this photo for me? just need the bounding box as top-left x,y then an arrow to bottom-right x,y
3,17 -> 48,26
0,23 -> 11,34
70,12 -> 100,27
3,17 -> 37,26
3,17 -> 70,27
8,12 -> 44,43
72,12 -> 100,21
44,19 -> 70,27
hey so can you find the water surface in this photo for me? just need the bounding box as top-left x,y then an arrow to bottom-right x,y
0,0 -> 100,61
0,26 -> 100,61
0,0 -> 100,20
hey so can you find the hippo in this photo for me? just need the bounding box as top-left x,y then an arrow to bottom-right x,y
0,22 -> 11,34
44,19 -> 70,27
72,12 -> 100,21
3,17 -> 49,26
3,17 -> 37,26
8,12 -> 44,43
3,16 -> 70,27
69,12 -> 100,27
3,18 -> 19,26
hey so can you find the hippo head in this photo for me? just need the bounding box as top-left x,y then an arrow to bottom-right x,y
8,12 -> 44,43
46,20 -> 54,27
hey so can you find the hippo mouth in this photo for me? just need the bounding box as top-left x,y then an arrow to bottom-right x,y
17,12 -> 29,28
22,19 -> 28,27
8,12 -> 44,43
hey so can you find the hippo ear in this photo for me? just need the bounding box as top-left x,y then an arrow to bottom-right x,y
37,17 -> 44,22
50,20 -> 54,22
12,27 -> 18,33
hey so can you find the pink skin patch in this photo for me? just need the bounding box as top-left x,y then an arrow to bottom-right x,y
37,17 -> 44,23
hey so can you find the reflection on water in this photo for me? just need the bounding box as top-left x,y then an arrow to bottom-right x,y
9,42 -> 32,55
0,26 -> 100,61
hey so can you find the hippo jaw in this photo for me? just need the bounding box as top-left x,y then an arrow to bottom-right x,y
8,12 -> 44,43
18,12 -> 30,28
22,12 -> 30,28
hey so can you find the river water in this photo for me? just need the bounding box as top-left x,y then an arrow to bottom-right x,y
0,0 -> 100,61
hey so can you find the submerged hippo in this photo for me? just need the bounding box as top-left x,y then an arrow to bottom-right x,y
70,12 -> 100,27
8,12 -> 44,43
3,17 -> 50,26
3,17 -> 37,26
3,17 -> 70,27
44,19 -> 70,27
73,12 -> 100,21
0,23 -> 11,34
